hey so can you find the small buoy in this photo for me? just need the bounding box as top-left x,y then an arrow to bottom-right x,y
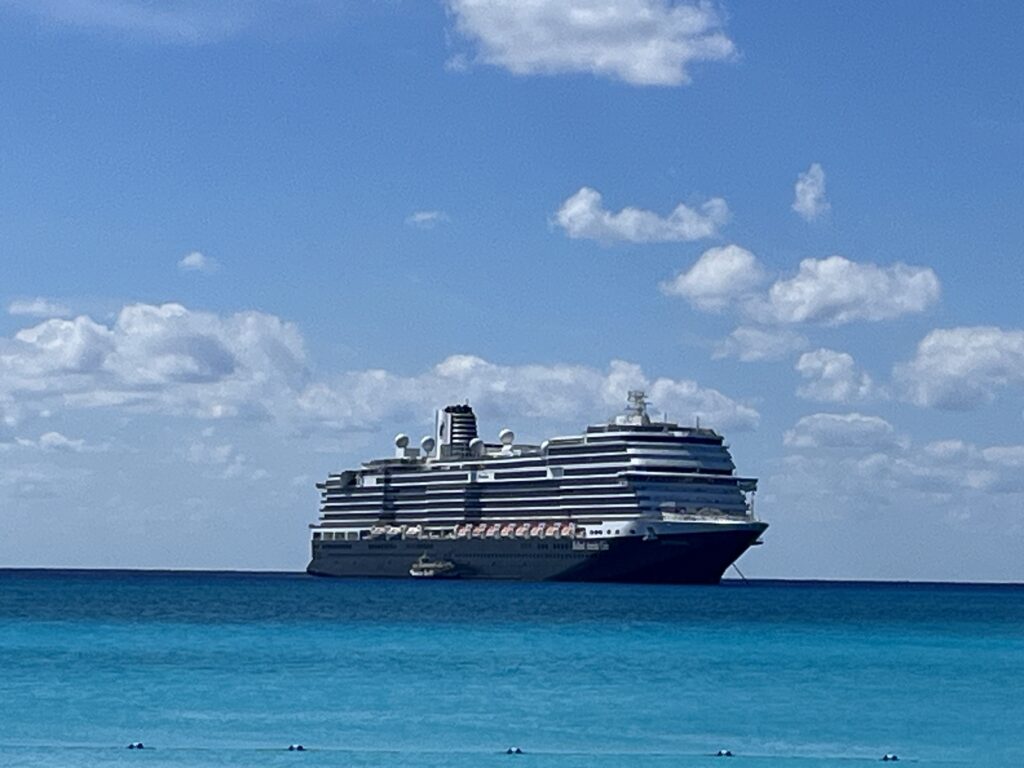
126,742 -> 145,750
881,755 -> 899,762
506,746 -> 523,754
715,749 -> 733,757
288,744 -> 306,751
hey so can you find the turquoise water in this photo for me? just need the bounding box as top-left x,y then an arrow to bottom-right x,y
1,571 -> 1022,767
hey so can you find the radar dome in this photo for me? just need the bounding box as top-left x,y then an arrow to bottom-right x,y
469,437 -> 486,457
420,436 -> 436,453
394,434 -> 410,449
499,428 -> 515,446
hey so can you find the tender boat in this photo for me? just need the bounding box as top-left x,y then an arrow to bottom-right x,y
408,554 -> 458,578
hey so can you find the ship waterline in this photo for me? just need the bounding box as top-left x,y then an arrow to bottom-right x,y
307,392 -> 767,583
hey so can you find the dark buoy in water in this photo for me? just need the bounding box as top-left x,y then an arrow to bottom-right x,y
288,744 -> 306,751
881,755 -> 899,762
715,749 -> 733,757
127,742 -> 145,750
505,746 -> 523,754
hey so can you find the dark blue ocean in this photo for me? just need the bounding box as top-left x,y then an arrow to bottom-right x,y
1,571 -> 1022,767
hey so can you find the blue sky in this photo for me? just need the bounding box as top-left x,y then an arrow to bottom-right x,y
1,1 -> 1022,580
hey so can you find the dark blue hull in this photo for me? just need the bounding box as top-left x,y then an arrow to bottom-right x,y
307,524 -> 767,584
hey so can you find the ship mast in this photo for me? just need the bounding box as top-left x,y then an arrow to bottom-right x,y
625,390 -> 652,426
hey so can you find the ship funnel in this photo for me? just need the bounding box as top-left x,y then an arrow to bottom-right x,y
436,403 -> 479,459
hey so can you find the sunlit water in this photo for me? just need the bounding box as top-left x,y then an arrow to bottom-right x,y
1,570 -> 1022,767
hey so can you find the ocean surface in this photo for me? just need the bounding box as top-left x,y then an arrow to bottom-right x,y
1,571 -> 1022,768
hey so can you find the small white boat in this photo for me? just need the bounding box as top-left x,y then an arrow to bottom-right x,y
369,525 -> 387,537
561,523 -> 575,537
472,523 -> 487,538
409,554 -> 457,578
545,524 -> 560,538
514,523 -> 530,537
485,524 -> 500,538
530,524 -> 544,538
405,525 -> 422,538
500,524 -> 516,538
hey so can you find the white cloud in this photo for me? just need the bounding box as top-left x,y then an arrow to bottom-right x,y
555,186 -> 728,243
0,303 -> 757,434
783,412 -> 898,449
662,252 -> 940,327
713,326 -> 809,362
405,210 -> 450,229
660,245 -> 764,311
895,326 -> 1024,410
299,356 -> 760,433
795,348 -> 875,404
752,256 -> 940,326
8,298 -> 72,318
13,431 -> 107,453
445,0 -> 736,86
792,163 -> 830,221
178,251 -> 218,273
773,433 -> 1024,533
1,303 -> 307,421
981,445 -> 1024,468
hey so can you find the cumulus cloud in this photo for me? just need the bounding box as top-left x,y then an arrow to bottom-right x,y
555,187 -> 728,243
895,326 -> 1024,410
8,298 -> 72,318
713,326 -> 808,362
792,163 -> 829,221
783,412 -> 898,449
662,252 -> 939,327
660,245 -> 765,311
299,356 -> 759,433
1,303 -> 307,421
795,348 -> 875,403
445,0 -> 736,86
751,256 -> 940,326
178,251 -> 218,273
774,434 -> 1024,525
0,303 -> 757,434
405,210 -> 449,229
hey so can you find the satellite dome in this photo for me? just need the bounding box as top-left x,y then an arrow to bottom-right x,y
394,434 -> 410,449
420,436 -> 436,453
499,428 -> 515,446
469,437 -> 485,457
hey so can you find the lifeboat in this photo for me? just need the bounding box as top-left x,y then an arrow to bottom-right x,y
485,524 -> 500,537
405,525 -> 422,538
369,525 -> 386,537
500,523 -> 515,537
561,523 -> 575,537
386,525 -> 404,538
545,524 -> 560,538
514,523 -> 530,537
472,523 -> 487,538
530,524 -> 544,538
456,525 -> 470,539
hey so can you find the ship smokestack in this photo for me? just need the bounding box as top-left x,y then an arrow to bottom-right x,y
436,403 -> 478,459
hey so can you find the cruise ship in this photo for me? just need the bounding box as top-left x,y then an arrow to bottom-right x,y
307,392 -> 767,583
